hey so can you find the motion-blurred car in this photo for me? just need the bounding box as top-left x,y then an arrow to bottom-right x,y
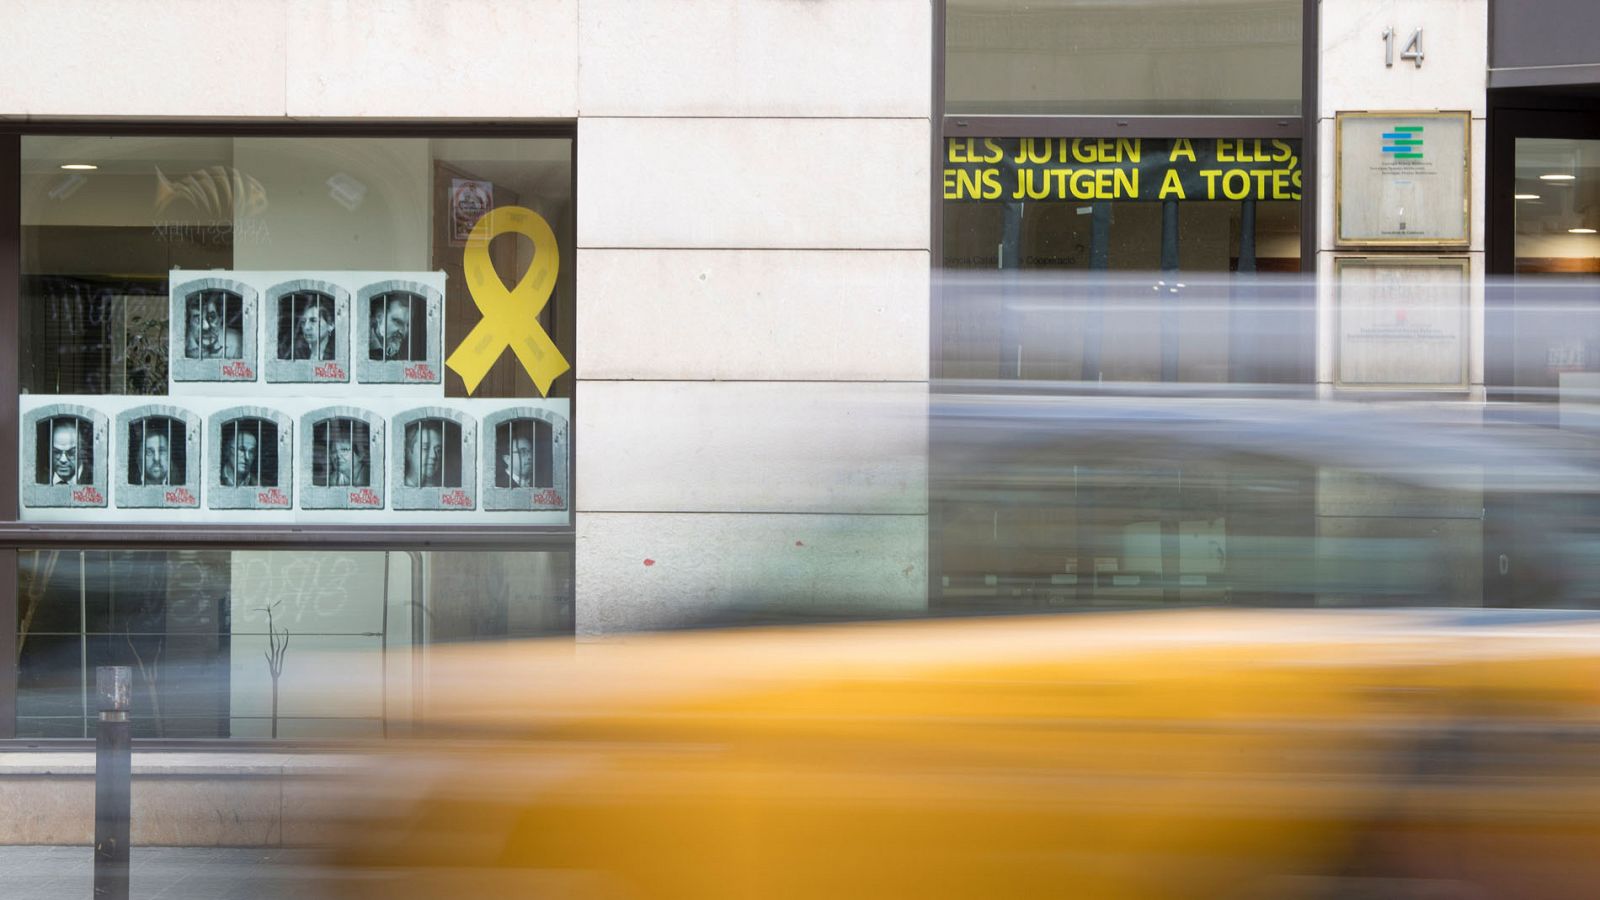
324,608 -> 1600,900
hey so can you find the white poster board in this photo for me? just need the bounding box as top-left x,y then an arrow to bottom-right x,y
19,270 -> 570,525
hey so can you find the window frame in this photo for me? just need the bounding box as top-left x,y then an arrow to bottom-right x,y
927,0 -> 1321,608
0,122 -> 578,742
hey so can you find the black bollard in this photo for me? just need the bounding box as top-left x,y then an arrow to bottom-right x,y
93,666 -> 131,900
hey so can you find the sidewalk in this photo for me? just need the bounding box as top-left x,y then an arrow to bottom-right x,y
0,846 -> 335,900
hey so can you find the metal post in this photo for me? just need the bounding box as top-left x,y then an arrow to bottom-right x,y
94,666 -> 131,900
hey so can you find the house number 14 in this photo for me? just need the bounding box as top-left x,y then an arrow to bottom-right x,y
1383,27 -> 1424,68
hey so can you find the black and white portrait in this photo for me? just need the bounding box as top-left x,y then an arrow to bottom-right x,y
220,419 -> 275,487
208,408 -> 293,510
185,290 -> 244,360
22,405 -> 108,508
356,280 -> 442,384
130,417 -> 184,485
39,416 -> 92,485
391,408 -> 475,510
482,407 -> 570,511
299,408 -> 385,510
117,406 -> 202,508
170,277 -> 258,382
369,292 -> 424,363
266,281 -> 350,384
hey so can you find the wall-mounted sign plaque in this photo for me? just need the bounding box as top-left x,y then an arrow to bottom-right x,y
1335,256 -> 1470,390
1336,111 -> 1470,247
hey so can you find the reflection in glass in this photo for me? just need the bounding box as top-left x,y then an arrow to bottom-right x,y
15,549 -> 573,739
945,0 -> 1302,116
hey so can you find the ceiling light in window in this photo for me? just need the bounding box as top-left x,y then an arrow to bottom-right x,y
1514,193 -> 1540,200
1569,227 -> 1597,234
59,163 -> 97,171
1539,173 -> 1576,181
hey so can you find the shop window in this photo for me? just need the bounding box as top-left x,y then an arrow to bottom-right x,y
940,136 -> 1304,383
14,133 -> 576,739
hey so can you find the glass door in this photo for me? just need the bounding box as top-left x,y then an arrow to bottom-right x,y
1485,107 -> 1600,607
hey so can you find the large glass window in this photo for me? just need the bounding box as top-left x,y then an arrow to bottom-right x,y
934,134 -> 1311,611
940,136 -> 1304,382
15,549 -> 572,739
13,132 -> 577,740
945,0 -> 1303,116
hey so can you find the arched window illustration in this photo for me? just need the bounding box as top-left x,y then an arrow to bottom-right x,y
22,404 -> 109,508
266,280 -> 350,384
208,407 -> 293,510
482,406 -> 570,512
357,280 -> 442,385
299,407 -> 385,510
171,277 -> 258,382
117,406 -> 203,509
392,407 -> 475,510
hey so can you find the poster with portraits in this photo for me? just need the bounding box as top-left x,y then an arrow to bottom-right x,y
18,270 -> 569,525
116,405 -> 201,509
23,404 -> 109,508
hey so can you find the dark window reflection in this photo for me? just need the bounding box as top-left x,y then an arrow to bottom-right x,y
15,550 -> 231,739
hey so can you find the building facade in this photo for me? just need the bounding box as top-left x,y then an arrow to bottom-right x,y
0,0 -> 1594,748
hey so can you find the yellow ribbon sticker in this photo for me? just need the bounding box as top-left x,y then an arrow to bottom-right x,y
446,205 -> 569,396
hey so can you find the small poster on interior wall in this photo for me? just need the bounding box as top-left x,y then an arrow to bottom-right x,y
449,178 -> 494,246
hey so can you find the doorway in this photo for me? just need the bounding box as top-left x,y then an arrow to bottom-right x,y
1485,101 -> 1600,607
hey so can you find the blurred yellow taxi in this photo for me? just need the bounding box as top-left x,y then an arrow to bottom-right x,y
327,609 -> 1600,900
